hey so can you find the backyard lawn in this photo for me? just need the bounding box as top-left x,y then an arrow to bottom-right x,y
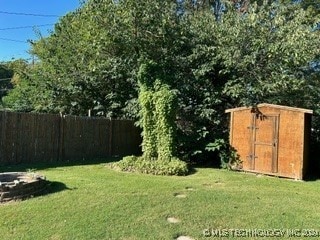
0,160 -> 320,240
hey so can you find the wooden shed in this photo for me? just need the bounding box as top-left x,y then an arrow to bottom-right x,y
225,103 -> 313,180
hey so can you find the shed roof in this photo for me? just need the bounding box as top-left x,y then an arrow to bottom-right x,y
225,103 -> 313,114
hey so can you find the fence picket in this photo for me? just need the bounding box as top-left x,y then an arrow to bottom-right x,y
0,111 -> 141,164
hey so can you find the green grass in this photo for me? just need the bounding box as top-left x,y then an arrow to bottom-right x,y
1,160 -> 320,239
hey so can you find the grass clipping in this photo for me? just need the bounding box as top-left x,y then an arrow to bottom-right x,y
111,156 -> 189,176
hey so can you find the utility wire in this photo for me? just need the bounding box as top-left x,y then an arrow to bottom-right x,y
0,11 -> 59,17
0,24 -> 54,31
0,37 -> 27,43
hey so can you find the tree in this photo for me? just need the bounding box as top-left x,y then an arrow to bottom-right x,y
28,3 -> 136,116
1,59 -> 32,110
0,63 -> 13,106
17,0 -> 189,118
193,1 -> 320,107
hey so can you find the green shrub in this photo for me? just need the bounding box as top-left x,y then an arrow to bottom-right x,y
205,138 -> 242,170
111,156 -> 189,176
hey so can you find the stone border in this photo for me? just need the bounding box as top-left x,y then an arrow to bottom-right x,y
0,172 -> 48,203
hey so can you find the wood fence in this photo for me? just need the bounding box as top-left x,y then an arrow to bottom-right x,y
0,111 -> 142,164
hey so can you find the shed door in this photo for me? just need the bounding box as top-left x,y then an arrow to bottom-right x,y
249,113 -> 279,173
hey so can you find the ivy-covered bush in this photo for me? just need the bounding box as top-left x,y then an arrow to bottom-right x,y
139,89 -> 157,160
111,155 -> 189,176
114,61 -> 189,176
137,61 -> 179,161
154,82 -> 178,160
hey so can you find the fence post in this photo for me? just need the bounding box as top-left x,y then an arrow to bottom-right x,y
58,112 -> 65,161
109,117 -> 113,156
0,111 -> 5,163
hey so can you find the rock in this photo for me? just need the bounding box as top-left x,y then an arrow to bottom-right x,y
167,217 -> 180,223
176,236 -> 194,240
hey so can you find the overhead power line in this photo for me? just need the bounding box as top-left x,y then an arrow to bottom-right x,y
0,37 -> 27,43
0,24 -> 54,31
0,11 -> 59,17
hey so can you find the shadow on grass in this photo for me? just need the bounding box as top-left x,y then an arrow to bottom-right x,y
0,157 -> 122,173
187,167 -> 198,175
43,181 -> 73,196
187,157 -> 221,173
0,157 -> 203,177
26,181 -> 72,202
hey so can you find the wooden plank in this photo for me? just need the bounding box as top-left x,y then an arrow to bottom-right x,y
0,111 -> 141,164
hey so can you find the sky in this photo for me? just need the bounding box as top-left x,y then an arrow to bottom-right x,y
0,0 -> 82,62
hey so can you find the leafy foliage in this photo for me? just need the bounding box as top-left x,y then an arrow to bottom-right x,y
138,89 -> 157,159
154,82 -> 178,160
137,61 -> 178,162
1,60 -> 35,111
205,138 -> 242,169
111,155 -> 189,176
0,63 -> 13,106
190,1 -> 320,107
